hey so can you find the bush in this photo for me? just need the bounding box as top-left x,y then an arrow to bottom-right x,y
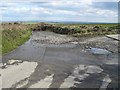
32,24 -> 118,36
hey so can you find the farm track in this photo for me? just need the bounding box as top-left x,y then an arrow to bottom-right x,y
1,31 -> 119,89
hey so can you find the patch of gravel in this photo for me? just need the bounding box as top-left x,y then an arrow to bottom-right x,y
78,36 -> 119,53
31,31 -> 78,44
31,31 -> 118,53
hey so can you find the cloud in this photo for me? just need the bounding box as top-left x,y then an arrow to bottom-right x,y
0,1 -> 118,23
1,0 -> 119,2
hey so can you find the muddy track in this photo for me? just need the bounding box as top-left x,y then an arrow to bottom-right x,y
1,31 -> 119,89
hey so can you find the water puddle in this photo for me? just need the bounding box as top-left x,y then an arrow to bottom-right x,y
87,48 -> 112,55
60,65 -> 103,88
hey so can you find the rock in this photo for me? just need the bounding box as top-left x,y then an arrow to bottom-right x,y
7,60 -> 23,65
86,66 -> 103,74
71,42 -> 78,45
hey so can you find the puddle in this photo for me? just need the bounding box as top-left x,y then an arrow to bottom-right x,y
88,48 -> 111,55
60,65 -> 103,88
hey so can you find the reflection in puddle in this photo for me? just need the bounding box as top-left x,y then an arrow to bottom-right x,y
87,48 -> 111,55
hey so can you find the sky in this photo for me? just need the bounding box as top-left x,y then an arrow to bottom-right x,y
0,0 -> 119,23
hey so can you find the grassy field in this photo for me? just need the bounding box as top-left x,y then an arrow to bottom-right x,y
1,23 -> 36,55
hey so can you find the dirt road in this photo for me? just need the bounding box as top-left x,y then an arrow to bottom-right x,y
1,31 -> 119,89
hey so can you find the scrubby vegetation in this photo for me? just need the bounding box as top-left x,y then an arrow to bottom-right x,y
33,23 -> 119,37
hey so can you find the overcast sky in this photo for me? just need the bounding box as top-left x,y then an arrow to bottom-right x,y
0,0 -> 119,23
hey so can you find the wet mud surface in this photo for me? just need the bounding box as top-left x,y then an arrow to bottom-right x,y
1,31 -> 119,89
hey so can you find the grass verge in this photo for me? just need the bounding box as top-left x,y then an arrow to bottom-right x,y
1,23 -> 33,55
2,29 -> 31,54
